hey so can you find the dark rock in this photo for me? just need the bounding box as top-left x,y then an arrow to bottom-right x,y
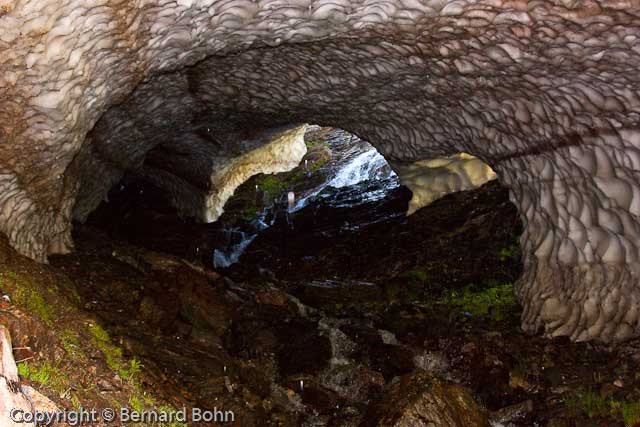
547,418 -> 571,427
138,295 -> 165,326
255,288 -> 292,309
368,344 -> 416,381
413,350 -> 450,377
296,280 -> 384,310
320,364 -> 385,402
176,270 -> 232,339
361,372 -> 489,427
276,320 -> 332,378
283,377 -> 341,414
490,400 -> 534,425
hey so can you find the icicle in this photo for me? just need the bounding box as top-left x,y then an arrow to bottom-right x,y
287,191 -> 296,211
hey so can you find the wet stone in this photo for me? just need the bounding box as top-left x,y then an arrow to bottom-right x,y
295,280 -> 384,310
278,340 -> 332,379
490,399 -> 534,426
319,363 -> 385,402
367,344 -> 416,381
361,372 -> 489,427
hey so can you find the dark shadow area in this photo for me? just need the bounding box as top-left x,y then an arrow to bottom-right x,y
1,127 -> 631,426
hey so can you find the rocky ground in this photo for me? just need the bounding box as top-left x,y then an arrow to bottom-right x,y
1,130 -> 640,426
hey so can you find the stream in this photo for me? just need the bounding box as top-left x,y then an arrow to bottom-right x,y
74,127 -> 631,427
212,128 -> 400,268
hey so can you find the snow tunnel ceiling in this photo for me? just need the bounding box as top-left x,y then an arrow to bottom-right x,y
2,0 -> 640,343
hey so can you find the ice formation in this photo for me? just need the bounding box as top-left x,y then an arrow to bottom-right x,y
393,153 -> 497,215
138,125 -> 307,223
1,0 -> 640,342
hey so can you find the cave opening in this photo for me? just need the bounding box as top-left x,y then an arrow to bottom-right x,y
3,0 -> 640,424
50,121 -> 536,425
85,126 -> 409,271
83,124 -> 508,281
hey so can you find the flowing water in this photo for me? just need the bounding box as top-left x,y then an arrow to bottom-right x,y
291,130 -> 398,210
212,129 -> 400,268
212,229 -> 258,268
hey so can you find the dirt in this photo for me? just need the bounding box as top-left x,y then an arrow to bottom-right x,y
1,138 -> 640,426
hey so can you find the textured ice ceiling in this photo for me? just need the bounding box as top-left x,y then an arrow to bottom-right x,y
1,0 -> 640,343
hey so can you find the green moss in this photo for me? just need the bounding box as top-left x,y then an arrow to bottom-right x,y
17,361 -> 29,378
401,269 -> 429,284
89,323 -> 142,384
289,170 -> 306,183
304,139 -> 327,148
580,391 -> 610,418
241,204 -> 259,221
498,244 -> 519,262
90,323 -> 123,374
1,271 -> 56,326
440,282 -> 515,322
70,394 -> 83,410
621,401 -> 640,427
564,391 -> 640,424
60,329 -> 84,359
259,175 -> 284,198
17,361 -> 69,395
111,399 -> 123,410
65,287 -> 83,306
13,285 -> 55,327
89,323 -> 111,342
0,271 -> 19,287
128,395 -> 144,412
309,158 -> 328,172
0,271 -> 181,423
122,357 -> 144,384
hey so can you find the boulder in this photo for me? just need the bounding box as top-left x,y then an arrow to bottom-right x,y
361,372 -> 489,427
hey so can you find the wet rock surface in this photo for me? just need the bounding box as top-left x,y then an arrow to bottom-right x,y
231,178 -> 518,285
361,372 -> 489,427
3,0 -> 640,348
1,129 -> 639,425
38,177 -> 639,425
